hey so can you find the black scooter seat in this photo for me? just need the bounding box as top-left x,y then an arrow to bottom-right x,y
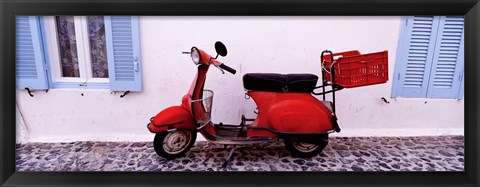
243,73 -> 318,93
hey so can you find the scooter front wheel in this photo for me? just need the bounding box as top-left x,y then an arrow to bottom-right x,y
153,130 -> 197,159
284,134 -> 328,158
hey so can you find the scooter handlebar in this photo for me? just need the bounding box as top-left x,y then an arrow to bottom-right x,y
219,63 -> 236,74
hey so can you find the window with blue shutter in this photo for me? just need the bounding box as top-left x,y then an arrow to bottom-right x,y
16,16 -> 49,90
15,16 -> 142,93
105,16 -> 142,92
391,16 -> 464,99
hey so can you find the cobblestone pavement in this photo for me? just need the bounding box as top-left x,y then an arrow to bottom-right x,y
16,136 -> 464,172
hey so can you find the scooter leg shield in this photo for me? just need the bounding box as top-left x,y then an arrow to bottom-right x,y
147,106 -> 196,133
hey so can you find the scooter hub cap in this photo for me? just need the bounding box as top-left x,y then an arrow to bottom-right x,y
293,142 -> 320,153
162,131 -> 192,154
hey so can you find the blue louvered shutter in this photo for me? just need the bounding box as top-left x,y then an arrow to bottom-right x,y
16,16 -> 49,90
392,16 -> 440,98
426,16 -> 464,98
105,16 -> 142,92
458,74 -> 464,99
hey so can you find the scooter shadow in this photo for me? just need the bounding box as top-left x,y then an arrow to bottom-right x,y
153,140 -> 335,172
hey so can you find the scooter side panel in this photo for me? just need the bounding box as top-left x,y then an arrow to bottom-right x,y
247,91 -> 333,134
147,106 -> 196,133
267,100 -> 333,132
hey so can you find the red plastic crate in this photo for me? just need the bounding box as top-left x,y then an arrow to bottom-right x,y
321,50 -> 388,88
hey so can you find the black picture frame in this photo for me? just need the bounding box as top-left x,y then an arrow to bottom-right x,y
1,0 -> 479,186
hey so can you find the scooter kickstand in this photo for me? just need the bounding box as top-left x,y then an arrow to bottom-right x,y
222,145 -> 236,168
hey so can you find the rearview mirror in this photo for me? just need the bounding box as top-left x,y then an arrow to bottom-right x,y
215,41 -> 228,57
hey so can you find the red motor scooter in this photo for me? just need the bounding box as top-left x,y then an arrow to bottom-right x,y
147,41 -> 345,167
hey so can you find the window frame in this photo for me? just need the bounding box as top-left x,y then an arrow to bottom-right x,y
43,16 -> 109,88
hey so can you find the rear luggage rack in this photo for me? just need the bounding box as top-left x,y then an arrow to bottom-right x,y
313,49 -> 389,133
322,50 -> 388,88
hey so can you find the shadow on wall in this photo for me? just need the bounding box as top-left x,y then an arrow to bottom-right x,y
16,104 -> 30,143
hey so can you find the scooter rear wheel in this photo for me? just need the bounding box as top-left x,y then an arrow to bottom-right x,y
153,130 -> 197,159
284,134 -> 328,158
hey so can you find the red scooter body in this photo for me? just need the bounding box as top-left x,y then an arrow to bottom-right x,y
148,65 -> 336,137
147,42 -> 340,163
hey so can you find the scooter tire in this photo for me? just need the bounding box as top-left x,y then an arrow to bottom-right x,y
284,134 -> 328,158
153,130 -> 197,160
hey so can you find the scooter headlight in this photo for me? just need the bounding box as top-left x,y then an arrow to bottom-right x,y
191,47 -> 201,65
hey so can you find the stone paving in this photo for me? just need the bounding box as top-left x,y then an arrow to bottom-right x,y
15,136 -> 464,172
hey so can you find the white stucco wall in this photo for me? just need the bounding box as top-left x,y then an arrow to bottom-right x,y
15,16 -> 464,143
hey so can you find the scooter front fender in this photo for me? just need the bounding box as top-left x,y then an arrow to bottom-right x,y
147,106 -> 196,133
